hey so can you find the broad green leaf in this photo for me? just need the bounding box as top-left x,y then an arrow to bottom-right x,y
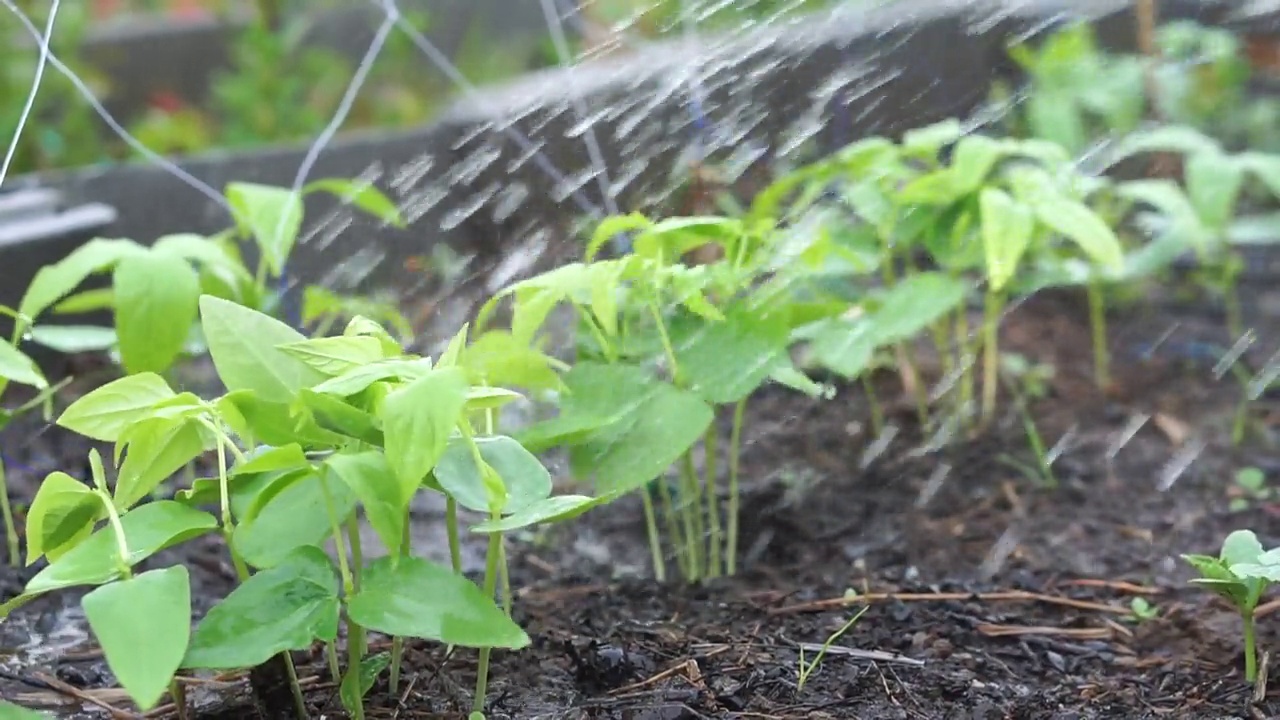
0,341 -> 46,389
276,336 -> 387,376
769,364 -> 835,399
310,358 -> 433,396
980,187 -> 1035,292
0,700 -> 52,718
184,546 -> 339,669
808,318 -> 877,379
433,436 -> 552,515
951,135 -> 1004,193
304,178 -> 405,228
152,233 -> 243,269
381,367 -> 469,498
1221,530 -> 1265,566
217,392 -> 345,448
868,272 -> 968,346
297,390 -> 384,446
1184,148 -> 1244,231
1026,91 -> 1085,155
25,501 -> 216,596
1240,152 -> 1280,199
52,287 -> 114,314
232,444 -> 309,476
1032,197 -> 1125,271
233,471 -> 357,569
325,452 -> 405,555
116,419 -> 210,510
670,308 -> 791,404
586,212 -> 652,261
465,386 -> 524,411
226,183 -> 303,277
346,557 -> 529,649
200,296 -> 326,403
19,238 -> 144,322
1227,213 -> 1280,246
113,251 -> 201,374
340,652 -> 390,716
1231,563 -> 1280,583
470,493 -> 613,533
901,119 -> 962,158
25,472 -> 102,565
82,566 -> 191,711
1109,125 -> 1221,164
462,331 -> 565,392
342,314 -> 403,355
28,325 -> 118,353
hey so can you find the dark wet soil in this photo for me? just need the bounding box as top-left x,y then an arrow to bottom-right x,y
6,281 -> 1280,719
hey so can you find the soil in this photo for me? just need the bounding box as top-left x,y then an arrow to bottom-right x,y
5,278 -> 1280,720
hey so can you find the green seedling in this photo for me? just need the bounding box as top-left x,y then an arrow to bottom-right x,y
1231,467 -> 1271,511
0,297 -> 608,718
14,178 -> 409,377
1182,529 -> 1280,682
796,604 -> 869,692
1129,597 -> 1159,622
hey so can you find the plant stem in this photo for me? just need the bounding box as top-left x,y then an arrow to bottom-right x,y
956,306 -> 975,424
726,398 -> 746,577
895,343 -> 930,429
679,454 -> 703,582
446,497 -> 463,574
1087,281 -> 1110,390
98,491 -> 131,578
281,651 -> 308,720
473,515 -> 503,715
1223,260 -> 1244,340
498,536 -> 512,616
931,319 -> 954,381
327,642 -> 341,681
389,520 -> 411,694
170,678 -> 188,720
345,513 -> 367,720
859,373 -> 884,437
703,423 -> 722,579
1244,611 -> 1258,682
0,460 -> 18,566
980,291 -> 1004,427
655,477 -> 689,579
639,488 -> 667,582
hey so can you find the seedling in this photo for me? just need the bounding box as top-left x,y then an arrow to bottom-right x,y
14,178 -> 409,376
796,604 -> 869,691
1182,529 -> 1280,682
0,297 -> 608,718
1129,597 -> 1159,622
1231,467 -> 1271,512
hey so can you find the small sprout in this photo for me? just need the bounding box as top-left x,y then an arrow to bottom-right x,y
1231,467 -> 1270,511
1182,529 -> 1280,681
797,606 -> 868,692
1129,597 -> 1159,622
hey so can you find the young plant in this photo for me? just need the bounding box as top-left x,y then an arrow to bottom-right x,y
1182,529 -> 1280,682
16,178 -> 408,375
1230,467 -> 1271,512
1,297 -> 603,718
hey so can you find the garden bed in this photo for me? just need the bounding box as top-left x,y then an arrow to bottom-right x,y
2,272 -> 1280,719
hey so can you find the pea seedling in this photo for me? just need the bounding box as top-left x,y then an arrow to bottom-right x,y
1182,529 -> 1280,682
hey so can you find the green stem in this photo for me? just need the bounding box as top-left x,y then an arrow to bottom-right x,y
860,373 -> 885,437
1223,256 -> 1244,340
99,491 -> 131,578
655,478 -> 689,579
344,512 -> 367,720
679,454 -> 703,582
639,488 -> 667,582
281,651 -> 308,720
647,299 -> 680,383
931,320 -> 954,381
473,514 -> 503,715
957,306 -> 975,423
170,678 -> 188,720
1244,611 -> 1258,682
0,460 -> 17,566
446,497 -> 463,574
896,343 -> 930,429
703,423 -> 722,579
498,536 -> 512,616
389,520 -> 411,694
327,642 -> 341,681
726,398 -> 746,577
980,291 -> 1004,428
1087,281 -> 1110,390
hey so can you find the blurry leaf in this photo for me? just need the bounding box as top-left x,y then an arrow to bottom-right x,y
276,336 -> 387,376
0,341 -> 46,389
1227,213 -> 1280,245
347,557 -> 529,648
304,178 -> 405,228
58,373 -> 176,442
340,652 -> 390,716
868,272 -> 968,345
20,238 -> 145,322
980,187 -> 1035,292
28,325 -> 118,353
586,212 -> 651,261
184,546 -> 339,669
51,288 -> 115,314
25,471 -> 102,565
226,183 -> 303,277
808,318 -> 877,379
1222,529 -> 1265,567
232,444 -> 309,476
82,566 -> 191,711
1184,148 -> 1244,230
1032,196 -> 1125,271
325,452 -> 405,555
1109,125 -> 1220,164
0,700 -> 52,718
901,119 -> 962,158
381,368 -> 469,498
470,493 -> 613,533
200,296 -> 326,403
296,390 -> 383,446
113,251 -> 201,375
310,358 -> 433,396
951,134 -> 1004,193
670,307 -> 791,404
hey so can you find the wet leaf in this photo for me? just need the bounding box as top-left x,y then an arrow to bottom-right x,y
304,178 -> 405,228
470,493 -> 613,533
226,183 -> 303,277
433,436 -> 551,515
200,296 -> 326,403
670,307 -> 791,404
28,325 -> 118,354
0,700 -> 53,718
24,502 -> 217,596
233,471 -> 357,570
217,392 -> 344,449
232,444 -> 310,476
339,652 -> 390,716
325,452 -> 405,555
346,557 -> 529,648
113,250 -> 200,374
980,187 -> 1035,292
1031,196 -> 1125,271
297,390 -> 383,446
184,546 -> 339,669
82,566 -> 191,711
1184,148 -> 1244,230
19,238 -> 144,322
115,418 -> 210,511
868,272 -> 968,346
808,318 -> 877,380
25,472 -> 102,566
310,358 -> 433,397
381,367 -> 469,498
276,336 -> 387,376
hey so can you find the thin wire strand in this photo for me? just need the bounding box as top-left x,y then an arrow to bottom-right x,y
0,0 -> 230,211
0,0 -> 59,189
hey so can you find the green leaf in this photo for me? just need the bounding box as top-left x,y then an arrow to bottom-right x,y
807,318 -> 877,379
340,652 -> 390,716
276,336 -> 388,376
184,546 -> 339,669
233,444 -> 310,476
116,419 -> 210,511
586,212 -> 652,261
112,250 -> 201,374
951,135 -> 1005,194
901,119 -> 962,158
200,296 -> 327,403
670,307 -> 791,404
57,373 -> 176,442
1221,529 -> 1265,566
19,238 -> 144,322
462,331 -> 565,392
1227,213 -> 1280,246
1240,151 -> 1280,199
464,386 -> 525,411
868,272 -> 968,346
1031,196 -> 1125,271
381,367 -> 469,499
0,700 -> 53,718
470,493 -> 613,533
0,341 -> 46,389
217,392 -> 345,449
25,472 -> 102,565
226,183 -> 303,277
1184,148 -> 1244,231
310,358 -> 433,396
325,452 -> 406,555
233,471 -> 357,569
433,436 -> 552,515
82,566 -> 191,711
28,325 -> 118,353
24,502 -> 216,596
296,390 -> 383,446
1109,125 -> 1221,164
980,187 -> 1035,292
346,557 -> 529,649
304,178 -> 405,228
